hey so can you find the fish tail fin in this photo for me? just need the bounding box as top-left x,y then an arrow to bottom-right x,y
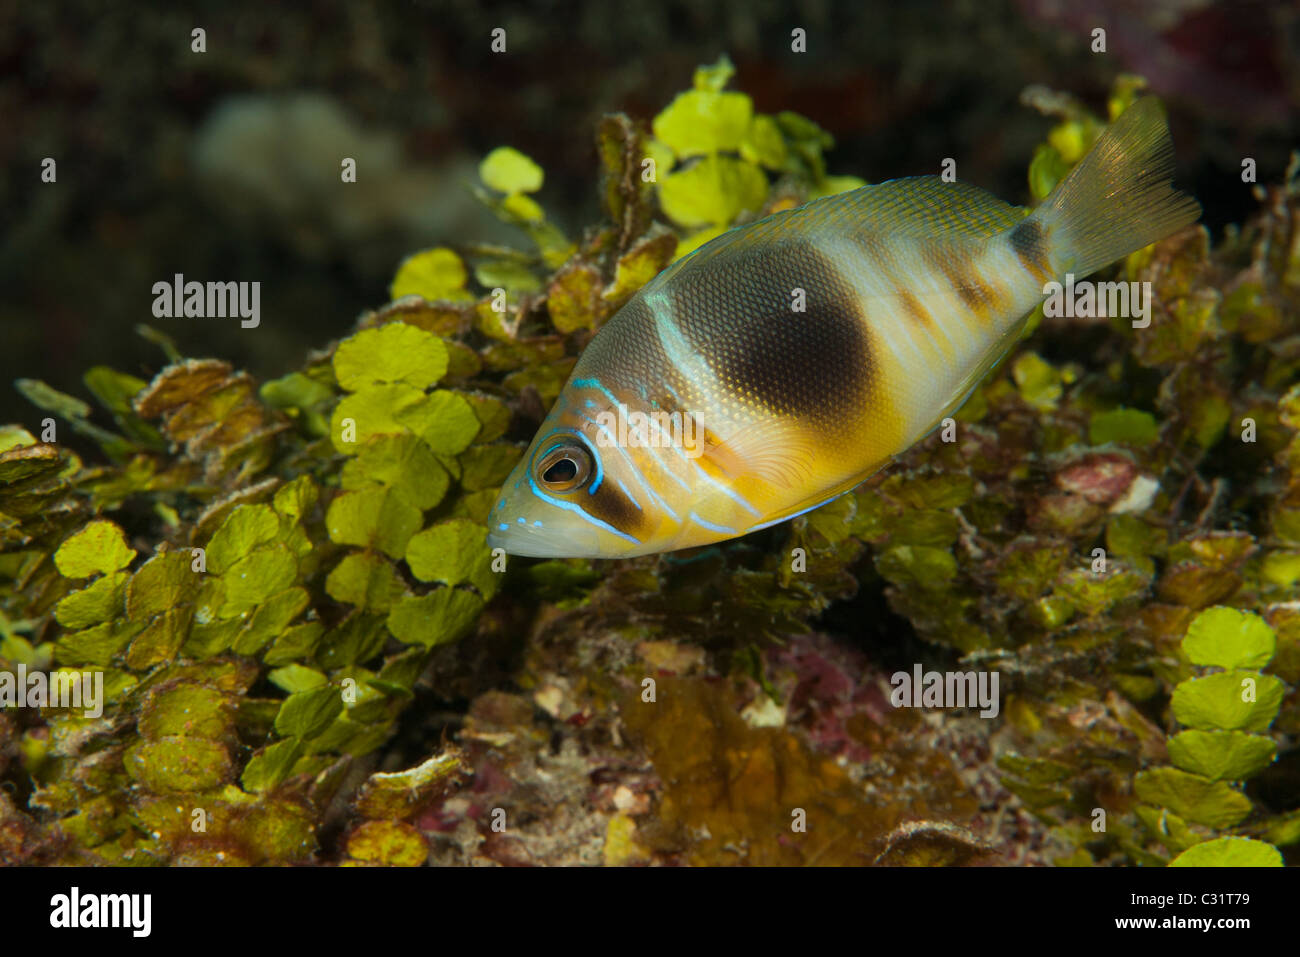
1031,97 -> 1201,279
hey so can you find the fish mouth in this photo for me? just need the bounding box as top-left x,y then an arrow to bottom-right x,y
486,519 -> 601,558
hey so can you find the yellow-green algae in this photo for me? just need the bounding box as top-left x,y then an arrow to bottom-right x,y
0,63 -> 1297,866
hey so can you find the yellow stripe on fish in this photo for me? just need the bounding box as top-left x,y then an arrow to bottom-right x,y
487,98 -> 1200,558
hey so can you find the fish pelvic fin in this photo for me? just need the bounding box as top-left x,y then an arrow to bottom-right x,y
1028,96 -> 1202,280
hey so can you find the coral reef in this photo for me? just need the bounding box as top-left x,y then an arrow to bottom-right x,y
1,63 -> 1296,866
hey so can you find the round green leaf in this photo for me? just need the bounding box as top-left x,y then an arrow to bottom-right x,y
326,487 -> 423,561
642,138 -> 676,178
54,620 -> 142,668
340,433 -> 450,511
657,154 -> 768,228
264,622 -> 325,667
1053,567 -> 1149,618
125,737 -> 233,793
1134,767 -> 1253,829
326,552 -> 406,612
502,192 -> 544,222
1261,551 -> 1300,587
126,550 -> 201,621
652,90 -> 754,159
1089,407 -> 1160,446
206,504 -> 280,575
304,716 -> 391,758
1171,671 -> 1285,732
692,55 -> 736,93
1169,837 -> 1283,868
231,587 -> 311,656
268,663 -> 328,694
138,684 -> 233,741
220,546 -> 299,614
1028,143 -> 1070,202
55,572 -> 129,630
1183,606 -> 1276,670
260,371 -> 333,411
1166,729 -> 1276,781
394,389 -> 481,456
464,393 -> 511,444
875,545 -> 958,590
479,147 -> 544,194
473,258 -> 543,295
347,819 -> 429,867
390,247 -> 473,303
241,739 -> 304,794
125,607 -> 191,670
333,324 -> 449,392
54,520 -> 136,578
405,519 -> 494,596
387,588 -> 484,649
330,383 -> 428,455
0,425 -> 37,452
1012,352 -> 1062,410
273,476 -> 320,520
739,114 -> 787,170
274,686 -> 344,739
458,444 -> 520,492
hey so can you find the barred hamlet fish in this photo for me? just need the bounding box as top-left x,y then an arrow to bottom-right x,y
487,98 -> 1200,558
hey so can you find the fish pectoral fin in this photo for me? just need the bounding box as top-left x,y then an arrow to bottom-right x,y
700,418 -> 818,491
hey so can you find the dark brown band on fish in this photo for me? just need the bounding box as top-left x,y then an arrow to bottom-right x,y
933,243 -> 999,318
897,288 -> 938,331
1010,218 -> 1053,283
857,232 -> 939,333
667,239 -> 874,427
583,476 -> 650,537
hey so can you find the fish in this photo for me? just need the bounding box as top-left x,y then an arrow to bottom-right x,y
486,98 -> 1200,558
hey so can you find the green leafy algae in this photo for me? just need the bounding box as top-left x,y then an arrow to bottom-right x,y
1,64 -> 1298,869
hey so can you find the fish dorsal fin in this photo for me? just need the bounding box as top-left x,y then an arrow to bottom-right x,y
642,176 -> 1028,297
821,176 -> 1029,240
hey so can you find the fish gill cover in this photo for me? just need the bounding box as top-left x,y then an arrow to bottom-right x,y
0,58 -> 1298,868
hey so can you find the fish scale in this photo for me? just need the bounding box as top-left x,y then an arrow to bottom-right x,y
488,98 -> 1201,558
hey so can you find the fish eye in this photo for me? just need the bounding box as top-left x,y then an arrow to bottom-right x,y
535,442 -> 593,493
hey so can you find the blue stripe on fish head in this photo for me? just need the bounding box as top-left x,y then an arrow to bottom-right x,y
486,395 -> 657,557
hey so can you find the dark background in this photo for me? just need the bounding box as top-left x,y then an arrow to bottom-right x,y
2,0 -> 1296,431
